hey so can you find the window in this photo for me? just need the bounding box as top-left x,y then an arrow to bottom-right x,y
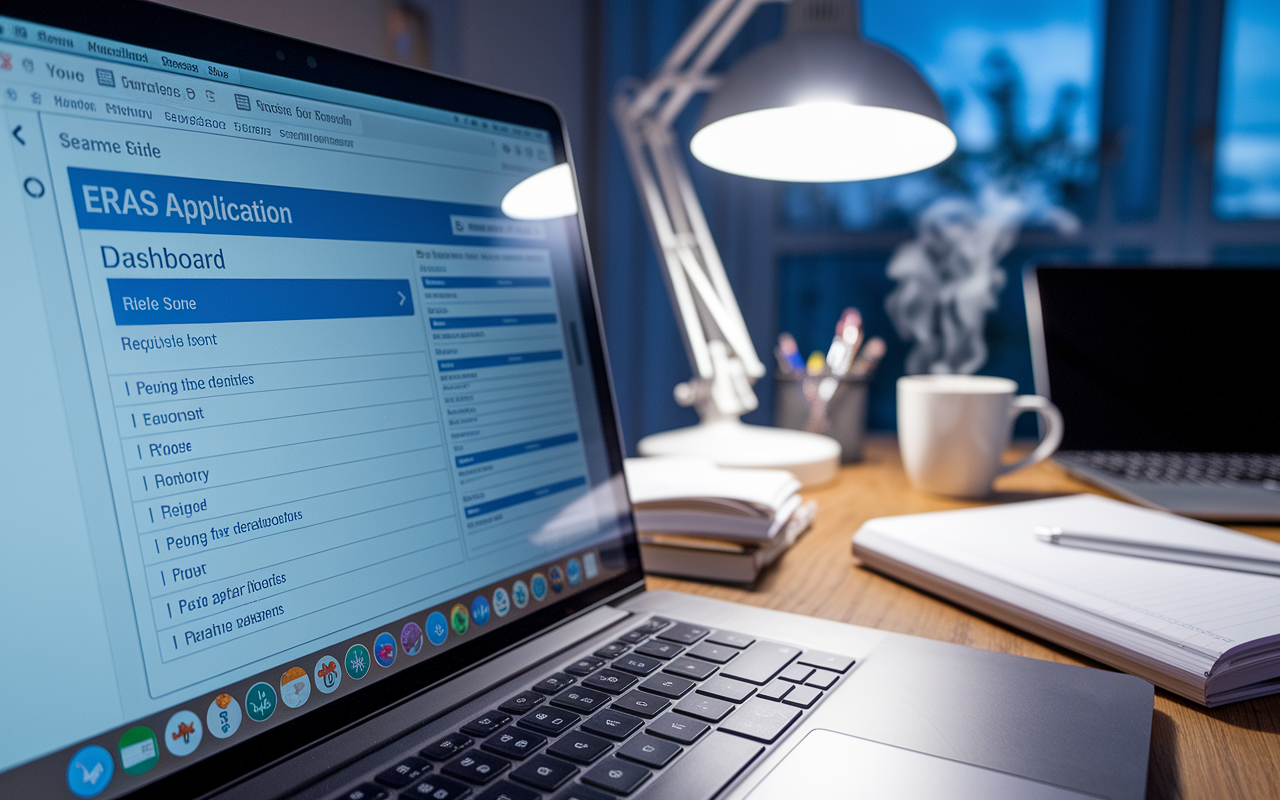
1215,0 -> 1280,219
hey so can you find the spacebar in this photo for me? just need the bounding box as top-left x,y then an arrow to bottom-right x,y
637,731 -> 763,800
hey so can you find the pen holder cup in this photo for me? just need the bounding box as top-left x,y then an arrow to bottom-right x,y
774,374 -> 870,463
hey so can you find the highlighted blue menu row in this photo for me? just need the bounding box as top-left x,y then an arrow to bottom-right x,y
422,276 -> 551,288
430,314 -> 556,329
455,433 -> 579,467
107,278 -> 414,325
464,476 -> 587,517
437,350 -> 562,372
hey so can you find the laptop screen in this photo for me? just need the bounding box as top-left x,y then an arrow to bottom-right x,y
0,5 -> 639,797
1030,266 -> 1280,453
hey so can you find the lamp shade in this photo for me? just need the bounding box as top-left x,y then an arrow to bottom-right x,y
691,31 -> 956,182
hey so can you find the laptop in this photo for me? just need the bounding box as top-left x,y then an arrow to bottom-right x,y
1025,265 -> 1280,522
1,3 -> 1154,798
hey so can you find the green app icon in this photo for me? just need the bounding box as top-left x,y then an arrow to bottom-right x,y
245,682 -> 277,722
117,726 -> 159,776
450,604 -> 469,636
346,644 -> 371,680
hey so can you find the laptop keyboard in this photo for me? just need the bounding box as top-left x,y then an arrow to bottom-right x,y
1068,451 -> 1280,486
332,617 -> 854,800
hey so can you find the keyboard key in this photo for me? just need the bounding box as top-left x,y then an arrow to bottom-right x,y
618,629 -> 649,644
336,783 -> 387,800
685,643 -> 738,664
564,657 -> 606,677
552,784 -> 614,800
520,707 -> 582,736
777,664 -> 814,683
511,754 -> 579,791
718,642 -> 801,685
805,670 -> 840,690
611,690 -> 670,719
421,733 -> 473,761
635,732 -> 763,799
443,749 -> 510,785
646,712 -> 709,744
547,731 -> 612,764
582,757 -> 651,795
580,709 -> 644,740
552,685 -> 612,715
462,712 -> 513,737
482,727 -> 546,760
705,630 -> 755,649
756,680 -> 792,701
612,654 -> 662,676
663,657 -> 717,681
797,651 -> 855,673
375,755 -> 431,788
593,642 -> 630,659
616,734 -> 681,768
401,774 -> 470,799
782,685 -> 823,708
697,677 -> 755,703
656,623 -> 710,645
672,694 -> 735,722
718,698 -> 801,743
635,617 -> 672,634
581,669 -> 637,695
476,780 -> 539,800
633,640 -> 683,660
638,674 -> 695,698
533,673 -> 576,694
499,691 -> 547,715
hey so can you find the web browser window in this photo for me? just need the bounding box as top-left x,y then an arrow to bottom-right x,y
0,12 -> 631,797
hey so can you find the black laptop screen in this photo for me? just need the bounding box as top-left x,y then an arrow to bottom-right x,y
0,5 -> 639,797
1033,266 -> 1280,453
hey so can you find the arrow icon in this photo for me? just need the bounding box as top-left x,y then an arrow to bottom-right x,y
397,290 -> 406,306
12,125 -> 24,145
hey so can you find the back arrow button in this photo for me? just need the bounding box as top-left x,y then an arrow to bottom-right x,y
12,125 -> 25,145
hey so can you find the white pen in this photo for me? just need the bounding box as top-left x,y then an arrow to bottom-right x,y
1033,526 -> 1280,577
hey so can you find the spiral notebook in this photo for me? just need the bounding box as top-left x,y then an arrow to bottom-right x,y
852,495 -> 1280,706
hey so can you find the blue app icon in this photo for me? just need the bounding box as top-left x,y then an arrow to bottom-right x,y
566,558 -> 582,586
426,611 -> 449,646
471,595 -> 491,626
67,745 -> 114,797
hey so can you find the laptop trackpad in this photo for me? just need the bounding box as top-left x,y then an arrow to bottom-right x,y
745,729 -> 1102,799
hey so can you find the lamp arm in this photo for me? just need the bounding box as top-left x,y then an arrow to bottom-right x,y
613,0 -> 782,421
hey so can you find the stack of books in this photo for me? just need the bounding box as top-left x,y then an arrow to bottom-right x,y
625,456 -> 817,584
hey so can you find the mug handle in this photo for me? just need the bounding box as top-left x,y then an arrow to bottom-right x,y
995,395 -> 1064,477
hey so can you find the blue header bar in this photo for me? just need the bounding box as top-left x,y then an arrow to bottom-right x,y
67,168 -> 525,244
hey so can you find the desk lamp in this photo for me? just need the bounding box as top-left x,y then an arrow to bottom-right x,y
506,0 -> 955,485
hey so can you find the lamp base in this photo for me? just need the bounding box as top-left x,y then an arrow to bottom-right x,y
637,420 -> 841,487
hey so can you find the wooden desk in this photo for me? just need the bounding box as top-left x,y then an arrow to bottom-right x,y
646,436 -> 1280,799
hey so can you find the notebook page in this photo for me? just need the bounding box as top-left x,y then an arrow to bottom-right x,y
873,495 -> 1280,659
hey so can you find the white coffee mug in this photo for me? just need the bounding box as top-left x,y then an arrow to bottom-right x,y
897,375 -> 1064,498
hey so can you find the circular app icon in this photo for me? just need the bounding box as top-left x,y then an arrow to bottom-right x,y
245,682 -> 278,722
346,644 -> 371,680
450,604 -> 470,635
280,666 -> 311,709
512,580 -> 530,608
314,655 -> 342,694
66,744 -> 114,797
548,565 -> 565,593
426,611 -> 449,645
206,694 -> 242,739
373,632 -> 397,668
566,558 -> 583,586
471,595 -> 491,627
530,573 -> 548,601
492,587 -> 511,617
401,622 -> 424,656
164,710 -> 203,756
118,726 -> 159,776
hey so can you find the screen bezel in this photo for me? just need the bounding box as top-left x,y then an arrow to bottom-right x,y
1,1 -> 644,796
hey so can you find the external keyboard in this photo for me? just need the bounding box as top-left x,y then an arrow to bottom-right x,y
1066,451 -> 1280,485
332,617 -> 854,800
